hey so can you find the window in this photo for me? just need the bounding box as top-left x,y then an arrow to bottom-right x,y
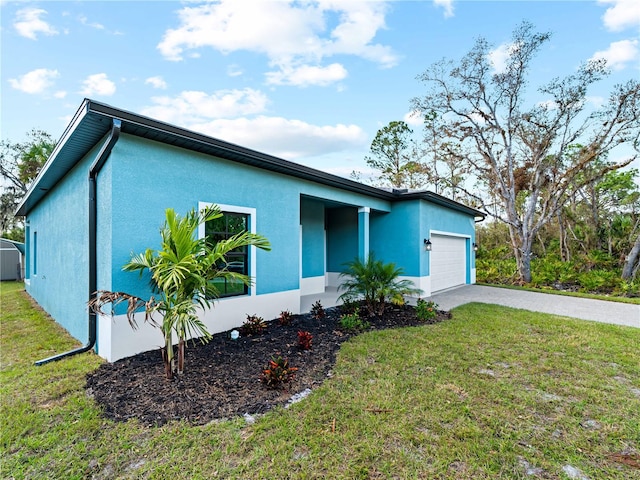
205,211 -> 249,297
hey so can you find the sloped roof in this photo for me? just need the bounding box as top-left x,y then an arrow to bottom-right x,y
0,238 -> 25,255
17,99 -> 485,220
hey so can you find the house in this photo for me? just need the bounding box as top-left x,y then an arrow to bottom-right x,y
17,99 -> 484,363
0,238 -> 25,281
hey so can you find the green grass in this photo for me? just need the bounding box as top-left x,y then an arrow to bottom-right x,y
477,282 -> 640,305
2,281 -> 639,479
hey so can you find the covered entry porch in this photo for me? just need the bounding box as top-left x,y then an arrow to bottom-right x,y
299,195 -> 377,304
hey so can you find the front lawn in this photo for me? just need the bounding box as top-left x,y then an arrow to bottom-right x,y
2,281 -> 639,479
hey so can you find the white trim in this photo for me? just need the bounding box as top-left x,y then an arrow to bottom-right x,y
471,267 -> 476,284
429,229 -> 471,239
198,201 -> 257,296
98,289 -> 301,362
300,275 -> 325,295
358,206 -> 371,214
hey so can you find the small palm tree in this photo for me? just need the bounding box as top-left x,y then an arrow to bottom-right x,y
338,253 -> 422,316
89,205 -> 270,379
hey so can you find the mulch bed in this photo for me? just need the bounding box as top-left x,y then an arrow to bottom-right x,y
85,304 -> 450,426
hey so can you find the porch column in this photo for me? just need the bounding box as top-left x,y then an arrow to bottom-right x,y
358,207 -> 370,260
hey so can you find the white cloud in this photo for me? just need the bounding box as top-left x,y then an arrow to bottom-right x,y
189,116 -> 367,159
54,90 -> 67,99
140,87 -> 366,159
403,110 -> 423,127
141,88 -> 269,125
145,76 -> 168,89
78,14 -> 105,30
266,63 -> 348,87
590,39 -> 639,70
598,0 -> 640,32
227,64 -> 243,77
488,42 -> 511,74
9,68 -> 59,94
433,0 -> 454,18
80,73 -> 116,96
586,95 -> 605,108
14,8 -> 58,40
157,0 -> 397,86
537,100 -> 559,110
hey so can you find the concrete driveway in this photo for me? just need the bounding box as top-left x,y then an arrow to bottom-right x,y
430,285 -> 640,328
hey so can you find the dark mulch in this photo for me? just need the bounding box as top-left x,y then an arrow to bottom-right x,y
85,304 -> 450,426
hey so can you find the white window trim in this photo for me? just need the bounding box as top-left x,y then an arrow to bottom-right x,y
198,201 -> 257,297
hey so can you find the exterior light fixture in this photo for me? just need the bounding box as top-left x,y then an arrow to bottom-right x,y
473,242 -> 479,252
424,238 -> 432,251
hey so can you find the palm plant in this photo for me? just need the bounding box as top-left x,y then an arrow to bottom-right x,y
89,205 -> 270,379
338,253 -> 422,316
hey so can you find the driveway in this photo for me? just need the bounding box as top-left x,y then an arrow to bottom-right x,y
430,285 -> 640,328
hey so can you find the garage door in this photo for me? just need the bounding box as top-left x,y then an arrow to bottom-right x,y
430,234 -> 467,292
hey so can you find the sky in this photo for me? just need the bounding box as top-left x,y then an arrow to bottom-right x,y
1,0 -> 639,180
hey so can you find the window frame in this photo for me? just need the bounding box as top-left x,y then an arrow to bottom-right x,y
198,202 -> 257,298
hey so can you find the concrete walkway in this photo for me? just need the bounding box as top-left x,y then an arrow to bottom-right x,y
430,285 -> 640,328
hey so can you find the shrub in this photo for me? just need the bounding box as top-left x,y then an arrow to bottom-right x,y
578,269 -> 620,293
278,310 -> 293,326
311,300 -> 325,320
297,330 -> 313,350
241,314 -> 267,335
338,253 -> 422,316
339,297 -> 360,314
261,355 -> 298,389
338,309 -> 370,332
415,299 -> 438,322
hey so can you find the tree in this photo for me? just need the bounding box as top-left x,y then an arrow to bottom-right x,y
89,205 -> 271,379
0,129 -> 56,237
365,121 -> 429,189
412,21 -> 640,283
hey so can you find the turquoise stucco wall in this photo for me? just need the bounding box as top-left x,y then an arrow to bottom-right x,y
326,207 -> 358,271
109,135 -> 299,298
370,202 -> 422,277
25,140 -> 111,343
300,197 -> 325,278
421,200 -> 477,277
108,135 -> 390,299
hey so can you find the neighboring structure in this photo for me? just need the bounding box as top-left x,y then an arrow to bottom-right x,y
0,238 -> 25,281
17,99 -> 484,362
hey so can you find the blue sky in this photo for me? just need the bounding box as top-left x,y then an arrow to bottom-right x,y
2,0 -> 639,178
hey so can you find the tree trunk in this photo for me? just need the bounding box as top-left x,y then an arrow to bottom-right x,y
622,234 -> 640,280
163,329 -> 174,380
177,338 -> 185,375
518,238 -> 534,284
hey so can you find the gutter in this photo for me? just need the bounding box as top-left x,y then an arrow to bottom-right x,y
36,119 -> 121,366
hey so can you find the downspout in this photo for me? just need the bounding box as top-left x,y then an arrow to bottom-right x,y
36,119 -> 122,365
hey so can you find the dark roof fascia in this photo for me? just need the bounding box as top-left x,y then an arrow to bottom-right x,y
85,100 -> 398,202
17,99 -> 483,221
395,190 -> 486,219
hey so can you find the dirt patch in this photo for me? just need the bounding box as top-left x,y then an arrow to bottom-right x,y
86,304 -> 449,426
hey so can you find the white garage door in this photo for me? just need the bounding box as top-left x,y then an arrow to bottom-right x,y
430,234 -> 467,292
